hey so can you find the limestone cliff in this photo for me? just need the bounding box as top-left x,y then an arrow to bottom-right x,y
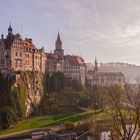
14,71 -> 44,116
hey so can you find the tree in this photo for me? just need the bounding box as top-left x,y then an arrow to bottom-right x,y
0,106 -> 15,130
0,73 -> 27,130
105,85 -> 140,140
71,79 -> 83,91
88,84 -> 140,140
43,72 -> 65,94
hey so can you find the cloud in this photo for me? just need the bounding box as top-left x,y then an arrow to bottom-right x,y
1,0 -> 140,64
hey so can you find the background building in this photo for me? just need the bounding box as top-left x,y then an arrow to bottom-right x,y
46,33 -> 86,86
46,33 -> 64,74
86,59 -> 125,87
64,55 -> 86,86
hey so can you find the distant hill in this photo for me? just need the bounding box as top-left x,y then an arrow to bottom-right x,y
99,62 -> 140,83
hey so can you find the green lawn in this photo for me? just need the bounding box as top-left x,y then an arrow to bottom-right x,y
0,109 -> 110,136
0,110 -> 95,135
93,112 -> 109,120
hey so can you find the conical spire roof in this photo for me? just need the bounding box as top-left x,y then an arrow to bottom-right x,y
94,57 -> 98,72
56,32 -> 61,42
8,24 -> 12,30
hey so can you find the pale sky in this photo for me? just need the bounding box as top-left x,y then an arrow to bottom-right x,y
0,0 -> 140,65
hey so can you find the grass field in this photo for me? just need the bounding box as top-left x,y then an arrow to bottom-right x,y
0,110 -> 93,135
0,109 -> 109,136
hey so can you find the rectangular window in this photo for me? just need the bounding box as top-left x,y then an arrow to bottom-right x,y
20,60 -> 22,64
15,60 -> 18,64
15,52 -> 18,56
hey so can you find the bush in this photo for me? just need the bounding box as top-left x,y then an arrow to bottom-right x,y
63,121 -> 75,130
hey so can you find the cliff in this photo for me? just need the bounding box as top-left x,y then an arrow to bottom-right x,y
13,71 -> 44,116
0,71 -> 83,130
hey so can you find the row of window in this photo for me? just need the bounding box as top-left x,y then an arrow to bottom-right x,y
14,40 -> 20,44
15,65 -> 42,70
35,55 -> 40,59
25,54 -> 30,58
15,65 -> 22,68
64,66 -> 80,69
64,70 -> 80,74
35,61 -> 40,66
97,76 -> 123,81
25,60 -> 41,66
13,44 -> 23,49
24,47 -> 41,53
25,60 -> 30,65
25,47 -> 32,52
98,79 -> 123,83
20,53 -> 41,59
92,82 -> 124,86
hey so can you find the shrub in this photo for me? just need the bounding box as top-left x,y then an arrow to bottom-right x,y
63,121 -> 75,130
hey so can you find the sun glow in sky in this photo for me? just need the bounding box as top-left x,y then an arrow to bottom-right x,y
1,0 -> 140,65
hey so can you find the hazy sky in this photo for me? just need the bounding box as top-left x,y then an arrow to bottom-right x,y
0,0 -> 140,65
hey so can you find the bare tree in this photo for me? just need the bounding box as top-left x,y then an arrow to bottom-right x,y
105,84 -> 140,140
88,84 -> 140,140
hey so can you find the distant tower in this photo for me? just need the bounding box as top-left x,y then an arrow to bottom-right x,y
56,32 -> 62,50
1,34 -> 4,40
54,32 -> 64,57
8,24 -> 13,36
94,58 -> 98,72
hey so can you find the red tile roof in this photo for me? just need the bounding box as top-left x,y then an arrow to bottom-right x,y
22,39 -> 37,49
65,55 -> 85,66
47,53 -> 62,60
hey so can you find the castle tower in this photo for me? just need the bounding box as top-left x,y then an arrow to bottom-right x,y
56,32 -> 62,50
54,32 -> 64,57
8,24 -> 13,36
94,58 -> 98,72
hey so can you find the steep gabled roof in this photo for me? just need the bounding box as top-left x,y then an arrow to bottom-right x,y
65,55 -> 85,66
47,53 -> 62,60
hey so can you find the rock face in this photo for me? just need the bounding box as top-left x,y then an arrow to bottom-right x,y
15,71 -> 44,116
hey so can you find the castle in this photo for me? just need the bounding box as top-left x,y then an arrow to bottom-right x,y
86,59 -> 125,87
46,32 -> 86,86
0,25 -> 86,85
0,25 -> 46,73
